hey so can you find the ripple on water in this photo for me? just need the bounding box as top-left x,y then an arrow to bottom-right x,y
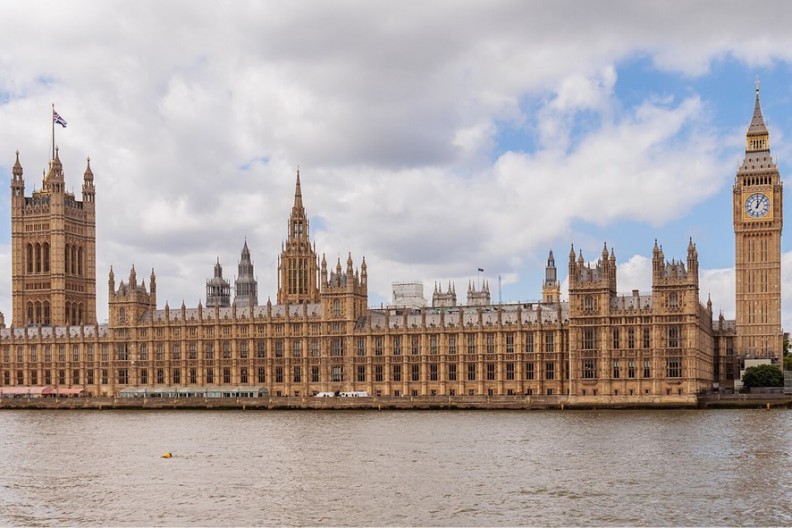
0,409 -> 791,526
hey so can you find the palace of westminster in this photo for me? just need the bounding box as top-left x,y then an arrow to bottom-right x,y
0,87 -> 784,402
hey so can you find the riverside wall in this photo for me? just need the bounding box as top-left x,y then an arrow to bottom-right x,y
1,393 -> 790,410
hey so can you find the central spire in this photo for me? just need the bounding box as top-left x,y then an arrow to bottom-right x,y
289,168 -> 308,241
293,167 -> 303,211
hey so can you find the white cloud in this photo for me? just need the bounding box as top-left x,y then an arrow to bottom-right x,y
701,267 -> 736,321
0,1 -> 791,327
616,254 -> 653,294
550,66 -> 617,113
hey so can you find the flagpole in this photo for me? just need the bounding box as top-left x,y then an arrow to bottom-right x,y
51,102 -> 55,161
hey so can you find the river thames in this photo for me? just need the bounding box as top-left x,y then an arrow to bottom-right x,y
0,409 -> 790,526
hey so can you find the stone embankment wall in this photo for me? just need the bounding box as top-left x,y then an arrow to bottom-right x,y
0,394 -> 789,410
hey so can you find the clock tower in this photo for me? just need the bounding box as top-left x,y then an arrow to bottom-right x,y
733,80 -> 784,364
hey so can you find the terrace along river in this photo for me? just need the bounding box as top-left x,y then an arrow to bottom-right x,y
0,409 -> 790,526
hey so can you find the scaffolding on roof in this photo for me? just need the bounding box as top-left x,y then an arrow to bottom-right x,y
389,281 -> 426,309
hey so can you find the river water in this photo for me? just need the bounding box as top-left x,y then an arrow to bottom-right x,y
0,409 -> 790,526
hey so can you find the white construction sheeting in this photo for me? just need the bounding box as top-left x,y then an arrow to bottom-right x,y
390,281 -> 426,309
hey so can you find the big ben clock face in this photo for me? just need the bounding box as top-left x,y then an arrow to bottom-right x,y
745,192 -> 770,218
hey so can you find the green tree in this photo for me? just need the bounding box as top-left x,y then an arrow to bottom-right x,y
742,364 -> 783,388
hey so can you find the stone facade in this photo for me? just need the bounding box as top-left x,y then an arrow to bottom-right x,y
0,88 -> 782,399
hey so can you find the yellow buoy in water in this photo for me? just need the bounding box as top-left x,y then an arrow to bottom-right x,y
162,452 -> 173,459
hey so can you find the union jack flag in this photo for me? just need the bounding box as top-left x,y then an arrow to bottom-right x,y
53,110 -> 67,128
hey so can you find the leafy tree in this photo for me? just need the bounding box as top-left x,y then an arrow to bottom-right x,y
742,364 -> 783,388
784,335 -> 792,371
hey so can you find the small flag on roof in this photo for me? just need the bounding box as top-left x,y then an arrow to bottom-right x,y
53,110 -> 67,128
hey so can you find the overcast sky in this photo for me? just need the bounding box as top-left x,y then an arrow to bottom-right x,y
1,0 -> 792,329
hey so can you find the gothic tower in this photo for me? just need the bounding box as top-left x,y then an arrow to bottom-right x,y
567,242 -> 617,310
277,170 -> 320,304
432,282 -> 457,308
467,280 -> 491,306
320,252 -> 368,323
733,81 -> 784,363
206,258 -> 231,308
567,243 -> 618,393
651,239 -> 700,314
542,250 -> 561,303
234,240 -> 258,308
11,149 -> 96,327
108,265 -> 155,327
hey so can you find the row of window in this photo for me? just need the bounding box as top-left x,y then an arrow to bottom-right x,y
584,326 -> 681,350
3,357 -> 684,388
4,366 -> 259,387
285,257 -> 312,297
363,333 -> 561,355
581,358 -> 681,379
24,300 -> 86,326
25,243 -> 86,276
3,332 -> 690,365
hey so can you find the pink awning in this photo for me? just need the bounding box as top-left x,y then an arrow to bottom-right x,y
42,387 -> 84,396
0,386 -> 84,396
0,387 -> 47,395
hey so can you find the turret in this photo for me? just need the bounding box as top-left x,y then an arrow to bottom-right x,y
206,258 -> 231,308
686,238 -> 698,277
82,157 -> 95,206
568,244 -> 576,286
651,241 -> 699,299
44,147 -> 65,195
108,266 -> 115,297
545,250 -> 557,285
652,239 -> 662,279
609,247 -> 617,288
108,264 -> 153,327
234,240 -> 258,308
432,281 -> 457,308
542,250 -> 561,303
467,279 -> 491,306
149,268 -> 157,309
11,150 -> 24,206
